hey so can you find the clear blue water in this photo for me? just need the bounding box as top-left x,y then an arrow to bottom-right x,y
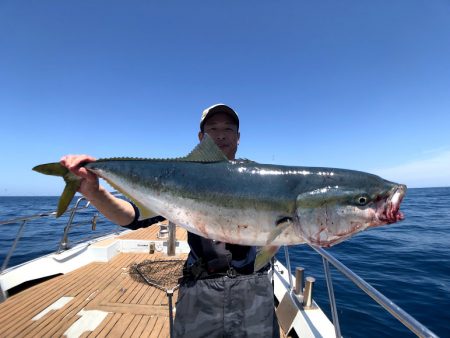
1,188 -> 449,337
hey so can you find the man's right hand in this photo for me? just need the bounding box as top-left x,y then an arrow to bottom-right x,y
59,154 -> 136,226
60,155 -> 100,199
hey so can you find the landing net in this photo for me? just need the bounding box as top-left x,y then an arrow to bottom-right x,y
129,259 -> 185,291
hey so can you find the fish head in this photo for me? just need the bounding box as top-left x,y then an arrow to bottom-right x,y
294,172 -> 406,247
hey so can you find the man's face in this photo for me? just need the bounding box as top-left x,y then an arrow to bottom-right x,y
199,112 -> 240,160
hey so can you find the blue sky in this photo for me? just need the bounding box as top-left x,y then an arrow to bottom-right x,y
1,0 -> 449,196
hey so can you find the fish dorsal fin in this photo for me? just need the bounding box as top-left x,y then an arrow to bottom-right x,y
182,133 -> 228,162
94,134 -> 228,163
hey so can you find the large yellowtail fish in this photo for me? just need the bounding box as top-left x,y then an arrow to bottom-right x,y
33,135 -> 406,269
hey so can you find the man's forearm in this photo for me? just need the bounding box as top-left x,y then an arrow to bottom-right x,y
85,186 -> 135,226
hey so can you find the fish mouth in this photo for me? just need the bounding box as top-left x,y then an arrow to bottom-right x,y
377,184 -> 406,224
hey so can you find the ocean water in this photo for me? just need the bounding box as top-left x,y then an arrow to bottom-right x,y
1,188 -> 449,337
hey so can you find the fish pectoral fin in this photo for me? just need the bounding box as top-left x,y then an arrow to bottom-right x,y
254,217 -> 294,272
266,217 -> 293,245
254,245 -> 280,272
255,217 -> 296,272
182,133 -> 228,162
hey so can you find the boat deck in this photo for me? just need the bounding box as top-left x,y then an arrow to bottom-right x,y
0,225 -> 288,338
0,226 -> 187,338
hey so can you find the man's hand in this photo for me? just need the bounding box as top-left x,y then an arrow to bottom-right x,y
60,155 -> 99,199
59,154 -> 136,226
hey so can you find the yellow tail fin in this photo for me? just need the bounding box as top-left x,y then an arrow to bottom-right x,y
33,163 -> 82,217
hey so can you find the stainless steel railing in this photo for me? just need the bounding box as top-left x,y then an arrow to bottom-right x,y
0,196 -> 119,272
281,245 -> 438,338
58,196 -> 93,252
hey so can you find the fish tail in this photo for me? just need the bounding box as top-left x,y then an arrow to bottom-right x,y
33,163 -> 82,217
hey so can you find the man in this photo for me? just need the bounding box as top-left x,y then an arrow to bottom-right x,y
61,104 -> 279,338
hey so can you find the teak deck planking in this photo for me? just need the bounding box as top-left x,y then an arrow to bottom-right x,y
0,226 -> 186,338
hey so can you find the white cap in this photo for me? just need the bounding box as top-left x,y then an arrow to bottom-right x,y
200,103 -> 239,132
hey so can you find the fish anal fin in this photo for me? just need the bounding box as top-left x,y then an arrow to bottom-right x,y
133,201 -> 158,220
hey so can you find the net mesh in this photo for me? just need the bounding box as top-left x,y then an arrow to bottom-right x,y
129,259 -> 185,291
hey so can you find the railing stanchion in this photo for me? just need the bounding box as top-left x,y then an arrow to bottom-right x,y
1,220 -> 27,272
283,246 -> 293,291
294,267 -> 304,295
167,222 -> 176,256
58,197 -> 87,252
302,276 -> 315,308
323,257 -> 341,338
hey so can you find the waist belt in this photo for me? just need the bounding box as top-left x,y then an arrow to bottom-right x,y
183,261 -> 250,281
182,259 -> 269,281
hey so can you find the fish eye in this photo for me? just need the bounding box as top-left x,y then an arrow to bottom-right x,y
356,195 -> 369,206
